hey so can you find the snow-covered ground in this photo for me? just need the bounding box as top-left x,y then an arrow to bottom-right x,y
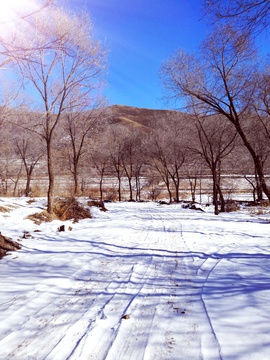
0,198 -> 270,360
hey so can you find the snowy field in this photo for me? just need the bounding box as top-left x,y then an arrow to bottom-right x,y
0,198 -> 270,360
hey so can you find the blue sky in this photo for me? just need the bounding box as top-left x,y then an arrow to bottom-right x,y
68,0 -> 208,109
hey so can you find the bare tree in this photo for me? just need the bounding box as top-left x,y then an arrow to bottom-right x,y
63,99 -> 106,196
15,137 -> 44,196
5,7 -> 106,212
191,115 -> 237,214
205,0 -> 270,36
184,159 -> 203,203
0,0 -> 65,66
149,133 -> 185,203
91,150 -> 110,201
120,131 -> 142,202
108,129 -> 125,202
150,138 -> 173,203
162,24 -> 270,201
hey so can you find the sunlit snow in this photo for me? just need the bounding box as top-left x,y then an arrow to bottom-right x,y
0,198 -> 270,359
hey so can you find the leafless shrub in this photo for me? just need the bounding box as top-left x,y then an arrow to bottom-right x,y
88,200 -> 108,212
225,201 -> 240,212
88,188 -> 101,199
146,187 -> 161,201
104,187 -> 118,202
30,185 -> 46,197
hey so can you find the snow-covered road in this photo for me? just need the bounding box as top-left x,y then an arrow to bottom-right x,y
0,199 -> 270,359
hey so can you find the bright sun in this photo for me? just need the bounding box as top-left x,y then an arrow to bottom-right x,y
0,0 -> 36,24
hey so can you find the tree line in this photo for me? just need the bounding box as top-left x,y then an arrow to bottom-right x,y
0,106 -> 266,214
0,0 -> 269,215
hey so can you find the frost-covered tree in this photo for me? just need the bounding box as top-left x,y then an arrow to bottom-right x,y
3,5 -> 106,212
162,25 -> 270,201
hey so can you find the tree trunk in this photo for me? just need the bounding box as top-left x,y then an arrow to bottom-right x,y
25,175 -> 31,197
12,165 -> 22,197
189,178 -> 197,203
233,121 -> 270,200
217,184 -> 225,212
135,176 -> 141,201
128,177 -> 133,201
73,165 -> 79,196
255,168 -> 263,201
47,139 -> 54,214
172,177 -> 180,203
166,181 -> 173,203
25,166 -> 34,197
99,170 -> 104,201
212,167 -> 219,215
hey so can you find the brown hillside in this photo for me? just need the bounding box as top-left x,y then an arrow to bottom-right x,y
105,104 -> 187,129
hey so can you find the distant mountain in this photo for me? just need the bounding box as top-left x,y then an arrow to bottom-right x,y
104,104 -> 186,130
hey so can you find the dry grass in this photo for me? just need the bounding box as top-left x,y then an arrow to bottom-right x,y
0,233 -> 21,259
26,197 -> 92,225
247,200 -> 270,216
248,207 -> 270,216
29,185 -> 47,197
26,199 -> 36,204
225,201 -> 241,212
117,116 -> 149,129
88,200 -> 108,212
26,197 -> 92,224
0,204 -> 19,213
0,205 -> 11,213
53,197 -> 92,221
26,210 -> 57,225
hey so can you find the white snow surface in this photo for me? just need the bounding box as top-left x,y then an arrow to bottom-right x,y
0,198 -> 270,360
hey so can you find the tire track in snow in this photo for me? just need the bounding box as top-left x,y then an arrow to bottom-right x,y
41,214 -> 157,360
102,213 -> 168,360
154,211 -> 223,360
174,214 -> 229,360
0,256 -> 132,359
141,215 -> 203,360
104,213 -> 185,360
0,203 -> 236,360
0,279 -> 100,359
68,216 -> 158,359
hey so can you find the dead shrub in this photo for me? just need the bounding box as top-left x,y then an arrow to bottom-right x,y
88,188 -> 101,199
88,199 -> 108,212
0,205 -> 11,213
54,197 -> 92,221
225,201 -> 240,212
29,185 -> 46,197
0,233 -> 21,259
104,188 -> 118,202
26,199 -> 36,204
248,207 -> 270,216
26,210 -> 57,225
26,198 -> 91,224
258,200 -> 270,207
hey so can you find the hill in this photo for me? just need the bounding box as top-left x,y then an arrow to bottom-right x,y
104,104 -> 186,129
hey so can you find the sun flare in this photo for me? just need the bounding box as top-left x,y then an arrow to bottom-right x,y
0,0 -> 37,24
